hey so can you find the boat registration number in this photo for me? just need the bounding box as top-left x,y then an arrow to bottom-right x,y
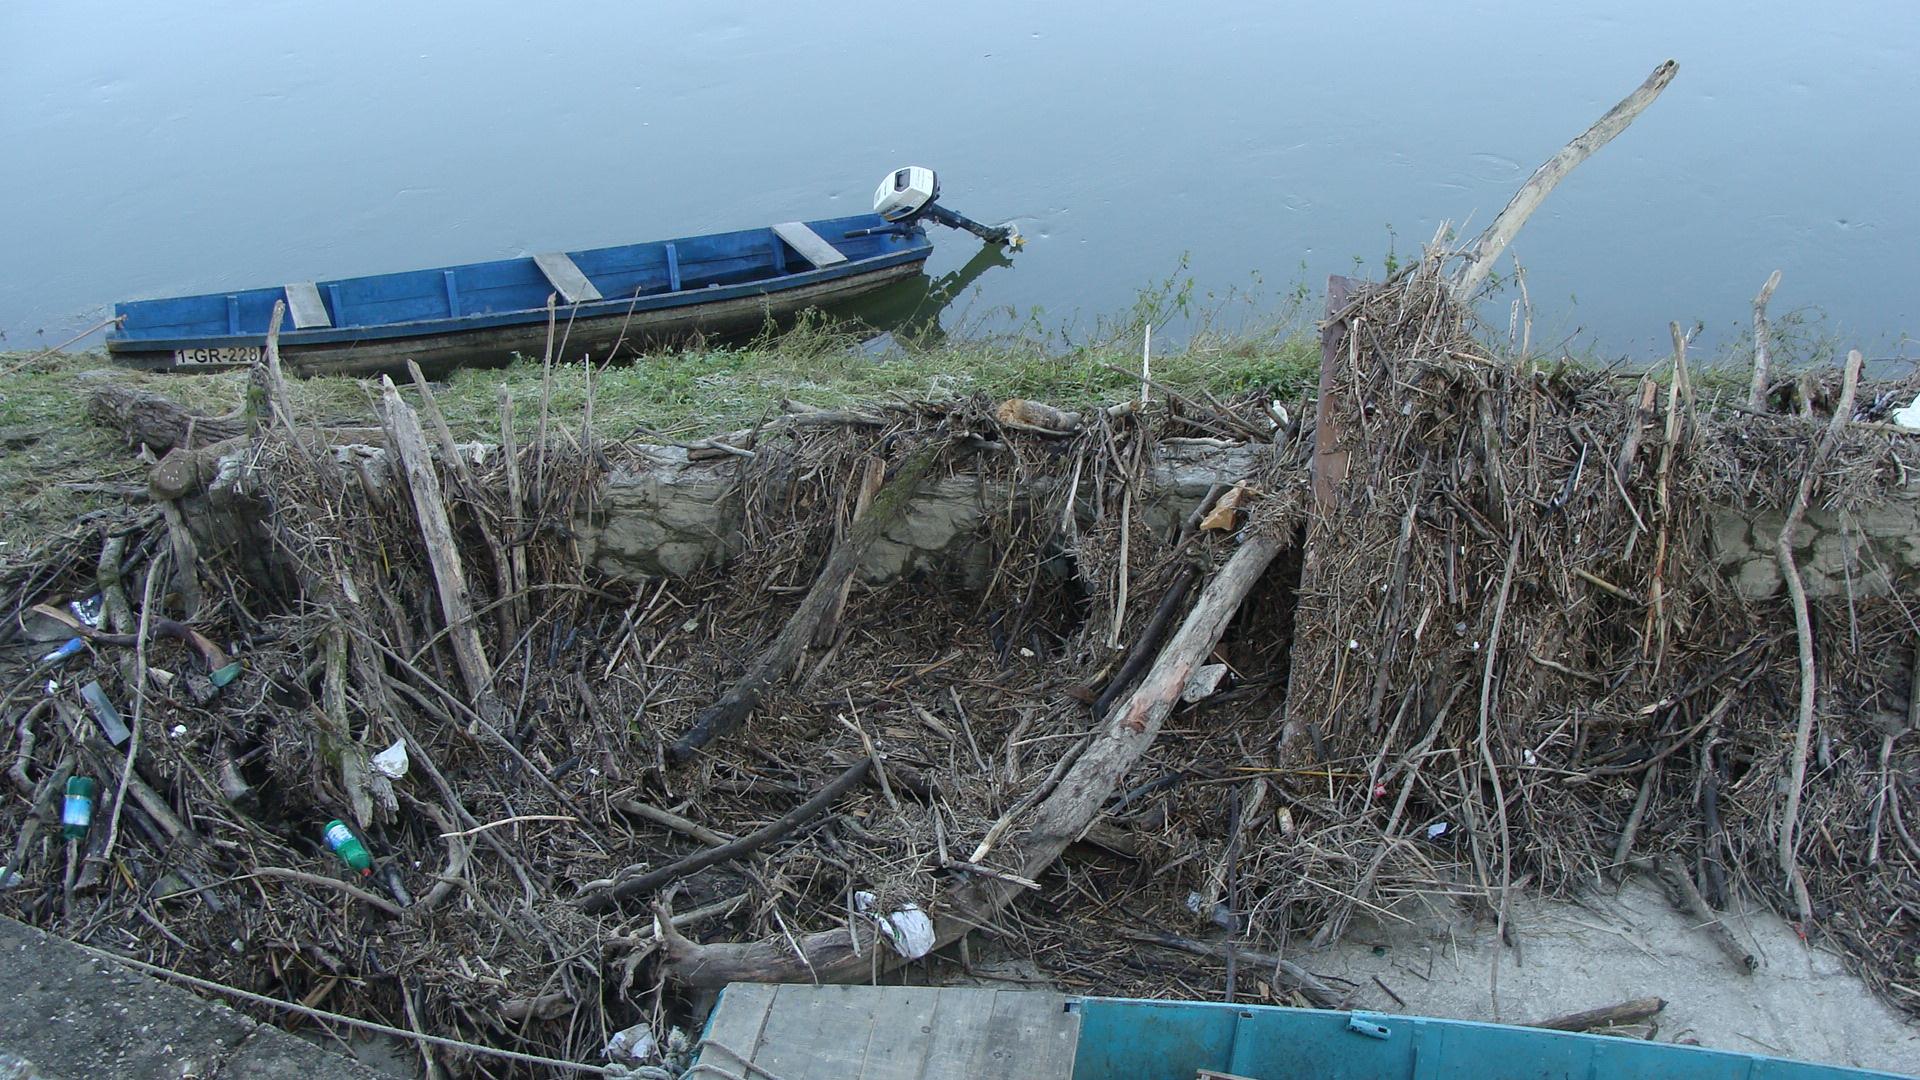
172,346 -> 264,367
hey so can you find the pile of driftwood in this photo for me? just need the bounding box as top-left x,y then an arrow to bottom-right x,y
2,59 -> 1917,1077
3,316 -> 1327,1074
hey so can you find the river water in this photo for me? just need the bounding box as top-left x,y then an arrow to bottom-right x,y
3,1 -> 1914,360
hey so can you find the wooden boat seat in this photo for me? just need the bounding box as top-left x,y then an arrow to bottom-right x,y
773,221 -> 849,268
532,252 -> 605,305
282,282 -> 332,329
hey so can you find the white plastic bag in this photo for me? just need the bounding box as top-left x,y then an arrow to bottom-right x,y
853,890 -> 937,960
371,738 -> 410,779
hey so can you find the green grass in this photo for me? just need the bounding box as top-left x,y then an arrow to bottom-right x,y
0,358 -> 151,566
0,328 -> 1319,558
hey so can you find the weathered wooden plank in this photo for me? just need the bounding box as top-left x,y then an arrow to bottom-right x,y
692,985 -> 1080,1080
917,987 -> 1002,1078
855,984 -> 942,1080
282,282 -> 332,329
981,990 -> 1078,1079
752,984 -> 877,1077
532,252 -> 604,304
698,982 -> 777,1064
1311,274 -> 1355,508
374,378 -> 494,700
773,221 -> 848,267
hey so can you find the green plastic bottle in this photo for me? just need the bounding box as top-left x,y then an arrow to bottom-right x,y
62,777 -> 97,841
322,819 -> 372,876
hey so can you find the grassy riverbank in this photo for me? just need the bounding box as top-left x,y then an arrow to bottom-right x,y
0,330 -> 1319,559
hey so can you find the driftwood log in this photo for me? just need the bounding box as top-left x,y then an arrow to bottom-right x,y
668,439 -> 947,760
1526,996 -> 1666,1032
658,528 -> 1289,986
376,376 -> 507,732
85,379 -> 246,453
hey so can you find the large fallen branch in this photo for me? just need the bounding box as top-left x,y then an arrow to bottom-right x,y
1776,349 -> 1862,923
576,758 -> 870,914
659,528 -> 1288,986
668,439 -> 946,760
1455,60 -> 1678,296
377,376 -> 499,719
85,379 -> 246,452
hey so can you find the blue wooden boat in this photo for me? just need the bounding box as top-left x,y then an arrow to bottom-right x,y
105,213 -> 933,376
691,983 -> 1906,1079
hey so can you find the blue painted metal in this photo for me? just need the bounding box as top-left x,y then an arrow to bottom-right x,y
106,213 -> 930,356
1070,998 -> 1905,1080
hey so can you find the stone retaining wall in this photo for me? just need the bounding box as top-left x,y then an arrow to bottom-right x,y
575,443 -> 1268,586
171,438 -> 1916,599
1709,487 -> 1920,599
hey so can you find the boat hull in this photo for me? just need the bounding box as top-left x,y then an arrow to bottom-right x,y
109,259 -> 921,378
105,213 -> 932,377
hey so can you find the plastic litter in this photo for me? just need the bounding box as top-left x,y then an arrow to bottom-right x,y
69,593 -> 103,628
78,681 -> 130,746
370,738 -> 410,779
1181,663 -> 1228,703
853,890 -> 936,960
322,819 -> 373,876
38,638 -> 84,665
63,777 -> 97,840
1892,391 -> 1920,431
209,661 -> 243,689
605,1023 -> 658,1064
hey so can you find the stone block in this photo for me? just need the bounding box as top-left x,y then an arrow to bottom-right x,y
1732,558 -> 1780,600
1707,511 -> 1753,564
1853,501 -> 1920,539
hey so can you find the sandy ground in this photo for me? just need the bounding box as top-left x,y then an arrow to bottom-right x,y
1309,878 -> 1919,1075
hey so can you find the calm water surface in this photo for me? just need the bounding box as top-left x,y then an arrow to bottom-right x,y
2,1 -> 1915,359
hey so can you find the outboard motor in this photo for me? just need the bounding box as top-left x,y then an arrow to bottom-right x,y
848,166 -> 1022,248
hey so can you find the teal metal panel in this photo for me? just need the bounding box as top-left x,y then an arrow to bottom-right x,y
1070,999 -> 1905,1080
1071,998 -> 1243,1080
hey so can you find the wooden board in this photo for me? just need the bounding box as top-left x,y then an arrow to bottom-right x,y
773,221 -> 848,267
693,984 -> 1080,1080
531,252 -> 605,304
283,282 -> 332,329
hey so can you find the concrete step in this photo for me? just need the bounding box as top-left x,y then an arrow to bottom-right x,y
0,915 -> 402,1079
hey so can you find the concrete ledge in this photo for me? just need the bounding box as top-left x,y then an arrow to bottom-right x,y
0,916 -> 398,1080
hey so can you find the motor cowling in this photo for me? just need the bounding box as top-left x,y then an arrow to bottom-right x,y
873,166 -> 940,222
